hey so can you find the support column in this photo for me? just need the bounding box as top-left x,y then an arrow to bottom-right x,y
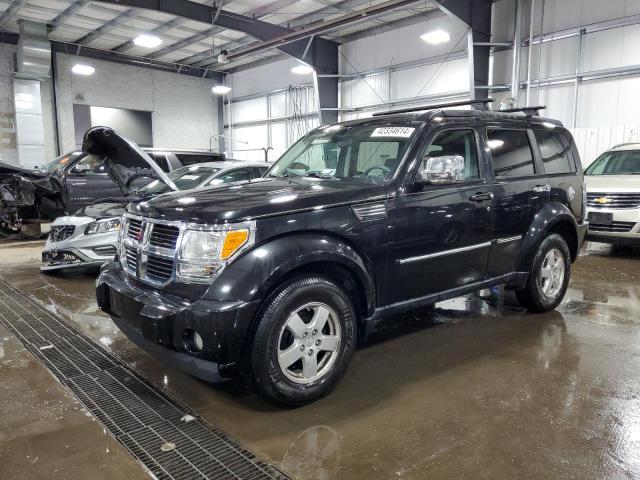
433,0 -> 492,104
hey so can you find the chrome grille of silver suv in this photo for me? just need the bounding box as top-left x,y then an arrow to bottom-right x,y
120,214 -> 183,285
587,193 -> 640,209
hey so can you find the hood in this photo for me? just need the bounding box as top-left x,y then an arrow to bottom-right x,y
78,201 -> 127,219
585,175 -> 640,193
0,161 -> 51,178
82,126 -> 177,194
130,177 -> 386,223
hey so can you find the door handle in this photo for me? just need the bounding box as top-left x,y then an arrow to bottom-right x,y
469,192 -> 494,202
532,184 -> 551,193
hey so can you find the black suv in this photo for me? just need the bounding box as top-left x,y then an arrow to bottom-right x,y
96,101 -> 588,406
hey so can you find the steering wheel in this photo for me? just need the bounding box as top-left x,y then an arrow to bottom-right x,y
365,165 -> 391,177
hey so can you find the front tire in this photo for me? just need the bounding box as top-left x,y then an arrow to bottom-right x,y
516,233 -> 571,313
249,275 -> 356,407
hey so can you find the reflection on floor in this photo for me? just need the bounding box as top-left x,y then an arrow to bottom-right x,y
1,241 -> 640,479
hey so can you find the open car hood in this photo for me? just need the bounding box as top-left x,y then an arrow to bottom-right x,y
82,126 -> 177,194
0,161 -> 51,178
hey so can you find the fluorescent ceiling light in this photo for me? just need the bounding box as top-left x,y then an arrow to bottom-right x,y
134,33 -> 162,48
71,64 -> 95,75
291,63 -> 314,75
211,85 -> 231,95
421,29 -> 450,45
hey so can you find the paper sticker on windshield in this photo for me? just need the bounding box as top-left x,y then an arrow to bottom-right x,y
181,175 -> 200,180
371,127 -> 415,138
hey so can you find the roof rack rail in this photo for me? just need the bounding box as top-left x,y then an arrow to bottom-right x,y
371,98 -> 494,117
499,105 -> 546,116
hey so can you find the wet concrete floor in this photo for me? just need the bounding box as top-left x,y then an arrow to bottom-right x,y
1,240 -> 639,479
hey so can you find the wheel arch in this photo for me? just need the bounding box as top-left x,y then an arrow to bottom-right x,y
516,202 -> 580,271
207,231 -> 377,317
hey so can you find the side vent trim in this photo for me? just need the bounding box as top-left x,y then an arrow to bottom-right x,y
351,202 -> 387,221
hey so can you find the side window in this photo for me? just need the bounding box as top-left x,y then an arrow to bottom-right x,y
357,142 -> 400,174
70,154 -> 106,175
213,168 -> 252,184
533,130 -> 575,174
421,129 -> 480,180
147,153 -> 170,172
487,129 -> 535,177
253,166 -> 268,178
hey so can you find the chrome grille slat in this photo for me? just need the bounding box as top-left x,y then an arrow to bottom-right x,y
589,221 -> 636,233
121,215 -> 182,286
150,224 -> 180,250
587,192 -> 640,209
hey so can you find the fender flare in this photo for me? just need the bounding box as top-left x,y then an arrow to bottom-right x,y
516,201 -> 579,271
205,232 -> 377,316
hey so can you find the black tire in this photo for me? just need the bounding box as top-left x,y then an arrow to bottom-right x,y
516,233 -> 571,313
249,275 -> 356,407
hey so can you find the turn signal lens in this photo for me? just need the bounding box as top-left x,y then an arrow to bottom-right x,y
221,230 -> 249,259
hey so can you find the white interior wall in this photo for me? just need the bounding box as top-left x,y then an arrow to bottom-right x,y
54,53 -> 219,154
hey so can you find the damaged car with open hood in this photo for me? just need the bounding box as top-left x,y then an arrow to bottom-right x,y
0,129 -> 226,238
42,128 -> 268,271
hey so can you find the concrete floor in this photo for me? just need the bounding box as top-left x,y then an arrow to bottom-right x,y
1,240 -> 639,479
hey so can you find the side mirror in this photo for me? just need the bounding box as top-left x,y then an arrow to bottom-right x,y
416,155 -> 465,185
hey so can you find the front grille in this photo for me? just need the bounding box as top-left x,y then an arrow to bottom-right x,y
49,225 -> 75,242
124,244 -> 137,272
121,215 -> 180,285
150,224 -> 180,249
590,221 -> 636,233
146,255 -> 173,282
127,218 -> 143,240
587,192 -> 640,209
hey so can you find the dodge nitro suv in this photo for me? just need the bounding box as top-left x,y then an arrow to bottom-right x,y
96,100 -> 588,406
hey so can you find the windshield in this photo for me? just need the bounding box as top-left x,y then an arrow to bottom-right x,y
138,165 -> 220,195
41,151 -> 83,172
267,124 -> 417,183
585,150 -> 640,175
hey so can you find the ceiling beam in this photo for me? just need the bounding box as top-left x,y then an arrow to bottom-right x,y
145,0 -> 301,60
49,0 -> 92,32
76,9 -> 136,45
93,0 -> 336,64
0,0 -> 29,30
224,0 -> 425,62
188,0 -> 414,68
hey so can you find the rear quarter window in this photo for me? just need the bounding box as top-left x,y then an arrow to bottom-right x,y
487,129 -> 536,177
533,130 -> 576,174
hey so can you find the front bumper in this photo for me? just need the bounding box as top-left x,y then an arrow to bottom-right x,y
41,225 -> 118,271
96,262 -> 260,381
586,206 -> 640,245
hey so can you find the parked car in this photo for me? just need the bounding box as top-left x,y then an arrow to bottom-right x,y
96,102 -> 588,406
42,161 -> 269,271
584,143 -> 640,245
0,139 -> 226,236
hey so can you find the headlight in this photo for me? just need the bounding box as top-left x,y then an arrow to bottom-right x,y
85,217 -> 121,235
177,221 -> 255,282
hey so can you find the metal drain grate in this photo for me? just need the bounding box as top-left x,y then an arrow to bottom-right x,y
0,279 -> 290,480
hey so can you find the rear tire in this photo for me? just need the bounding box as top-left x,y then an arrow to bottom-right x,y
516,234 -> 571,313
249,275 -> 356,407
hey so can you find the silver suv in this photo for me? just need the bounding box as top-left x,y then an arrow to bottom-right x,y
585,143 -> 640,245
